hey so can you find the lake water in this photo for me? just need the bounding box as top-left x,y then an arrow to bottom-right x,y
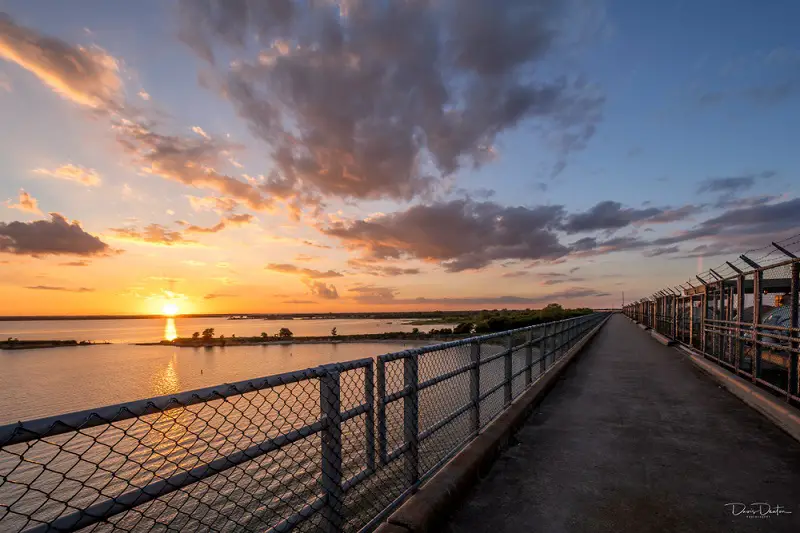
0,316 -> 440,344
0,317 -> 449,424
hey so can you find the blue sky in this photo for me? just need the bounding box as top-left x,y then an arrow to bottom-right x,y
0,0 -> 798,315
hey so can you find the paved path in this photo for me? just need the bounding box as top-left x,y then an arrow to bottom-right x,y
445,314 -> 800,533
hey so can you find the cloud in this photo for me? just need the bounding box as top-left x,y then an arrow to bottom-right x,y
108,223 -> 197,246
561,201 -> 662,234
347,259 -> 421,277
182,213 -> 255,233
266,263 -> 342,279
351,286 -> 611,307
714,194 -> 780,209
0,70 -> 11,92
294,254 -> 317,262
204,293 -> 235,299
643,246 -> 679,257
138,89 -> 150,100
59,260 -> 90,266
0,13 -> 121,109
113,119 -> 272,211
188,195 -> 239,213
282,300 -> 315,304
25,285 -> 94,292
6,189 -> 43,215
697,171 -> 774,195
0,213 -> 110,256
348,284 -> 398,303
192,126 -> 210,139
323,199 -> 568,272
304,279 -> 339,299
33,164 -> 101,186
180,0 -> 603,201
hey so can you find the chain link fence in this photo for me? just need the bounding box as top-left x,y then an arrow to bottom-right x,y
0,313 -> 608,533
623,233 -> 800,403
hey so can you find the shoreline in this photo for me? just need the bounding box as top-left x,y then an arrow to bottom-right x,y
137,334 -> 467,348
0,340 -> 111,351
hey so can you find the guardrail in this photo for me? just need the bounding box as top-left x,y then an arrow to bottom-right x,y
0,312 -> 608,532
623,234 -> 799,403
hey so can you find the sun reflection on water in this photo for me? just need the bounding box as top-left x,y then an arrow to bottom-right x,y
164,317 -> 178,341
151,354 -> 180,397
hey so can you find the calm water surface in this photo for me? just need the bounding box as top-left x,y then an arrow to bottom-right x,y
0,317 -> 447,424
0,316 -> 439,343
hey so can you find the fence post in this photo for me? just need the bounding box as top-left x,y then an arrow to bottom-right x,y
470,341 -> 481,435
365,362 -> 375,474
376,359 -> 387,465
524,330 -> 533,386
736,275 -> 744,372
701,292 -> 707,354
753,271 -> 763,383
504,333 -> 513,406
790,261 -> 799,397
320,370 -> 344,532
539,325 -> 547,376
404,353 -> 419,490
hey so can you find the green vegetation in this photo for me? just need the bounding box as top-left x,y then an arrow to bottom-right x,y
1,339 -> 108,350
155,305 -> 594,348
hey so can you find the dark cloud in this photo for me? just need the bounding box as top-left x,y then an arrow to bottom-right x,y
59,260 -> 90,266
643,205 -> 704,224
25,285 -> 94,292
714,194 -> 780,209
652,197 -> 800,247
569,235 -> 649,256
697,171 -> 774,194
180,0 -> 603,201
561,201 -> 662,233
304,280 -> 339,299
282,299 -> 315,304
266,263 -> 342,279
0,213 -> 110,256
643,246 -> 679,257
322,199 -> 568,272
109,223 -> 196,246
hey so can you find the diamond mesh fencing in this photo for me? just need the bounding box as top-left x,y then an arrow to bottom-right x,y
0,314 -> 608,533
623,233 -> 800,403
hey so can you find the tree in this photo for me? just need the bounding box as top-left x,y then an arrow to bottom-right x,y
261,332 -> 268,339
331,327 -> 337,336
278,327 -> 294,338
201,328 -> 215,341
453,322 -> 473,335
412,327 -> 419,334
192,332 -> 200,340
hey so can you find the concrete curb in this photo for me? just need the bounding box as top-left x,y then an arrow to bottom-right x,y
650,330 -> 674,346
675,344 -> 800,444
637,323 -> 650,331
374,316 -> 611,533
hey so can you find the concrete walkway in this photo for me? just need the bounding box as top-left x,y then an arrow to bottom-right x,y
444,314 -> 800,533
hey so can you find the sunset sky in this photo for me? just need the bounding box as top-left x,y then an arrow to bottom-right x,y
1,0 -> 799,316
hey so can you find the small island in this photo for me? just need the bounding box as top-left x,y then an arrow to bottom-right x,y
140,326 -> 471,348
0,338 -> 109,350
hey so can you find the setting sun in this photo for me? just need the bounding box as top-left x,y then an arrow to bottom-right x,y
161,302 -> 179,316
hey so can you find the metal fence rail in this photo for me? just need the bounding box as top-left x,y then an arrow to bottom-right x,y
0,312 -> 608,533
623,234 -> 800,403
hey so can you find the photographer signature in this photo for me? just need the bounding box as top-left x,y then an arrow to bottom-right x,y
725,503 -> 793,518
